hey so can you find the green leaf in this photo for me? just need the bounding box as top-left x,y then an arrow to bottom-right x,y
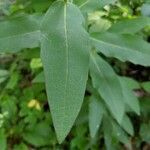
92,32 -> 150,66
30,58 -> 42,69
13,143 -> 28,150
1,96 -> 17,119
109,17 -> 150,34
0,70 -> 9,77
141,4 -> 150,17
140,122 -> 150,142
89,95 -> 104,138
120,77 -> 140,90
0,69 -> 9,84
112,121 -> 132,149
32,71 -> 45,83
75,0 -> 116,14
0,15 -> 41,53
103,116 -> 117,150
90,52 -> 125,123
120,115 -> 134,136
0,129 -> 7,150
119,77 -> 140,115
103,115 -> 132,150
6,72 -> 19,89
23,122 -> 52,147
41,1 -> 90,143
141,81 -> 150,92
78,0 -> 101,13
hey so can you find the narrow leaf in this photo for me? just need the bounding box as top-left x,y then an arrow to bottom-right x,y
120,115 -> 134,136
109,17 -> 150,34
89,95 -> 104,138
92,32 -> 150,66
90,52 -> 125,123
119,77 -> 140,115
103,116 -> 116,150
41,1 -> 90,143
112,121 -> 132,149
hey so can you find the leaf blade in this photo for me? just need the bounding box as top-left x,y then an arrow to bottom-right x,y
90,53 -> 125,123
41,1 -> 90,143
91,32 -> 150,66
89,95 -> 104,138
0,15 -> 41,53
109,17 -> 150,34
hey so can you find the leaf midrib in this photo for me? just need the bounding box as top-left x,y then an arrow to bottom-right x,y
61,3 -> 69,130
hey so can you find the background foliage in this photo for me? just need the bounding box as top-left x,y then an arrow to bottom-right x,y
0,0 -> 150,149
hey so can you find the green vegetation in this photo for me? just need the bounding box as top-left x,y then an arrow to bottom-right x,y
0,0 -> 150,149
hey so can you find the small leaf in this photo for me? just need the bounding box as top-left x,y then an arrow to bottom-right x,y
103,115 -> 132,150
103,116 -> 116,150
119,77 -> 140,115
32,71 -> 45,83
89,95 -> 104,138
112,121 -> 132,149
41,1 -> 90,143
141,81 -> 150,92
23,122 -> 53,147
90,52 -> 125,123
120,115 -> 134,136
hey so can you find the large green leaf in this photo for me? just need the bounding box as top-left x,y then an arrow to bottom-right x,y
92,32 -> 150,66
109,17 -> 150,34
41,1 -> 90,143
0,15 -> 41,53
90,52 -> 125,123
